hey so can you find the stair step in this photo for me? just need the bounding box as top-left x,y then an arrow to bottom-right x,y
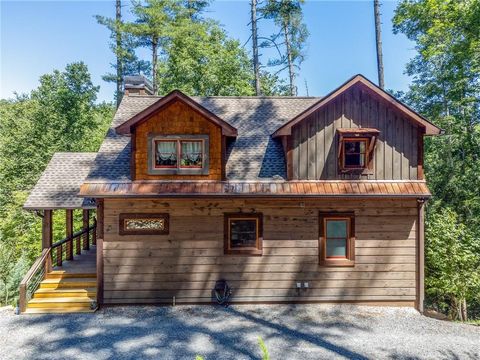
34,288 -> 96,298
46,271 -> 96,279
28,297 -> 94,308
39,278 -> 96,289
24,307 -> 96,314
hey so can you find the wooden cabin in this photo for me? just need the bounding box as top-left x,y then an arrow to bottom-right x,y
20,74 -> 442,314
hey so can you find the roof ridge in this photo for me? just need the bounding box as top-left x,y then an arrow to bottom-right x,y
125,95 -> 322,100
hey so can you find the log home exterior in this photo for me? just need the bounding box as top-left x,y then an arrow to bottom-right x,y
21,74 -> 441,314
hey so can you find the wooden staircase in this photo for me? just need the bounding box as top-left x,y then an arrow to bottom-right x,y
23,246 -> 98,314
24,272 -> 97,314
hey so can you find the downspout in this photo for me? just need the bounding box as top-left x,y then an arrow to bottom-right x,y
416,198 -> 427,313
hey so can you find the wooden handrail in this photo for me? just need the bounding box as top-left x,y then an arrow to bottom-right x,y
51,224 -> 96,249
19,248 -> 50,313
19,221 -> 97,313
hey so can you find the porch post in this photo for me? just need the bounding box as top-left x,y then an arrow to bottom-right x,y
42,209 -> 53,273
82,209 -> 90,250
96,199 -> 104,307
66,209 -> 74,260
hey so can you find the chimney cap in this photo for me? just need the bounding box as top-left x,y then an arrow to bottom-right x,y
124,75 -> 154,95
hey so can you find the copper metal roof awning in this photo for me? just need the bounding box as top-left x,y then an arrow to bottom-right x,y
79,180 -> 431,198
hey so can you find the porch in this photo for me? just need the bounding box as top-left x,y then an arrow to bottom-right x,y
20,152 -> 101,314
19,210 -> 98,314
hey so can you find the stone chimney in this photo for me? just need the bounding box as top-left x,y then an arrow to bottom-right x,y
124,75 -> 154,96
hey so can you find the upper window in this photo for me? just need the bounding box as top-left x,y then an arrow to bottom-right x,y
119,213 -> 169,235
224,213 -> 263,255
337,128 -> 379,172
319,212 -> 355,266
343,138 -> 368,169
148,135 -> 209,175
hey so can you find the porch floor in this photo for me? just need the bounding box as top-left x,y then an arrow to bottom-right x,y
51,246 -> 97,275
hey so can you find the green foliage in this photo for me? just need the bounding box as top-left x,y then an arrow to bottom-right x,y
393,0 -> 480,319
425,208 -> 480,318
157,18 -> 255,96
258,336 -> 270,360
116,1 -> 287,96
0,63 -> 113,305
95,12 -> 151,103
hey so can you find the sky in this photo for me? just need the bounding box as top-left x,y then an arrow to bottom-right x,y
0,0 -> 416,103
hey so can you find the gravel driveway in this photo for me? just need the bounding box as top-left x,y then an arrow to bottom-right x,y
0,304 -> 478,360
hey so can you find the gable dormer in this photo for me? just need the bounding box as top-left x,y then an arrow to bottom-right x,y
116,90 -> 237,181
272,75 -> 442,181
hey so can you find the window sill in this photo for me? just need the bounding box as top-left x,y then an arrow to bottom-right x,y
339,167 -> 373,175
148,168 -> 209,176
225,249 -> 263,256
320,258 -> 355,267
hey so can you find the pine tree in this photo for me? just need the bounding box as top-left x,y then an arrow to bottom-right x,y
260,0 -> 309,96
96,1 -> 150,105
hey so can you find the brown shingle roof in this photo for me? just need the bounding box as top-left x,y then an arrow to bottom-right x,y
24,153 -> 97,210
85,95 -> 321,182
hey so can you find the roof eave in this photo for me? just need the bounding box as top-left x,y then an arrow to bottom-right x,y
272,74 -> 443,138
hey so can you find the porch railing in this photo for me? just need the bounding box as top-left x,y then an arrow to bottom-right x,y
51,220 -> 96,267
18,219 -> 97,313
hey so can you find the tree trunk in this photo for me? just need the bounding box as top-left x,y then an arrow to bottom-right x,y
373,0 -> 385,89
251,0 -> 261,95
152,36 -> 158,95
283,20 -> 295,96
461,298 -> 468,321
116,0 -> 123,108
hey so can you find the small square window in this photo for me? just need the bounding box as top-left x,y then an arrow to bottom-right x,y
343,138 -> 368,169
224,213 -> 263,255
319,212 -> 355,266
337,128 -> 379,173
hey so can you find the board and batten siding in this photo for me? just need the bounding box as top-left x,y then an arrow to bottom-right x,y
290,84 -> 421,180
102,198 -> 418,305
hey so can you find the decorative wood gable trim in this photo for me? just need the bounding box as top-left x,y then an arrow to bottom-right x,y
272,74 -> 442,137
115,90 -> 238,137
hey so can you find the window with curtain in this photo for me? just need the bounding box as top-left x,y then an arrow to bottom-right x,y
180,140 -> 203,168
152,137 -> 207,172
319,212 -> 355,266
155,140 -> 177,168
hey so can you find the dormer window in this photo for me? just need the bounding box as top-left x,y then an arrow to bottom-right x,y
148,135 -> 209,175
343,138 -> 368,169
337,128 -> 379,173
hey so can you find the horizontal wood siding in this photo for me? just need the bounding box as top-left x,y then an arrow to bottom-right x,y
103,198 -> 417,305
134,99 -> 223,180
291,84 -> 420,180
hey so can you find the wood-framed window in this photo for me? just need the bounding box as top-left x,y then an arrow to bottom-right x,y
119,213 -> 169,235
224,213 -> 263,255
343,138 -> 368,169
319,212 -> 355,266
148,134 -> 209,175
337,128 -> 379,173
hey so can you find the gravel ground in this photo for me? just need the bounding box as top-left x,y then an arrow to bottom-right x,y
0,304 -> 478,360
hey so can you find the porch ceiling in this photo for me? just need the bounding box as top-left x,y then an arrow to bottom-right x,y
24,152 -> 97,210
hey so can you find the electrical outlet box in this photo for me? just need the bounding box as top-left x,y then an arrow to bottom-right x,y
296,282 -> 302,288
304,282 -> 309,288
